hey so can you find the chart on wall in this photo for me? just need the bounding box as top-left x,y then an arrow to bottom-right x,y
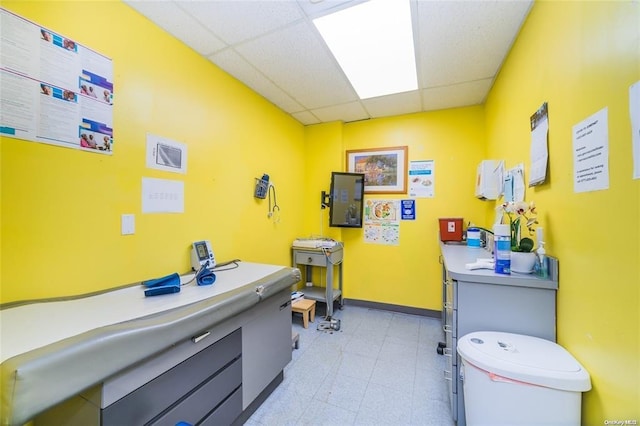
363,199 -> 400,245
0,8 -> 114,154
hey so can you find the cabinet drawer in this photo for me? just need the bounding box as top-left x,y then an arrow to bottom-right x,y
199,386 -> 242,426
151,358 -> 241,426
102,329 -> 241,426
294,252 -> 326,267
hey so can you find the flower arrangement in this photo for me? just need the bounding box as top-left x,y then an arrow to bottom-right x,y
498,201 -> 538,252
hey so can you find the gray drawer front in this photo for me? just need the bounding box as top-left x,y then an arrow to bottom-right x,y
294,252 -> 325,266
102,328 -> 241,426
151,358 -> 242,426
199,387 -> 242,426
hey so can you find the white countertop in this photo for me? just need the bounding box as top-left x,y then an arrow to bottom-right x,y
440,242 -> 558,290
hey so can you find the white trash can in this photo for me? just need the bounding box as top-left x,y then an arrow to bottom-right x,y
457,331 -> 591,426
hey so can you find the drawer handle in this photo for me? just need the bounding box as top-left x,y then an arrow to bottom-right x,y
192,331 -> 211,344
307,257 -> 313,263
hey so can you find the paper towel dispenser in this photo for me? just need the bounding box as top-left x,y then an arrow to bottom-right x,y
475,160 -> 504,200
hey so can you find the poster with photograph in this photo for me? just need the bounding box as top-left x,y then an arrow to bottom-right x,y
0,8 -> 114,154
408,160 -> 435,198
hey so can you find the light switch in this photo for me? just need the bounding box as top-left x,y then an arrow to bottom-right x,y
121,214 -> 135,235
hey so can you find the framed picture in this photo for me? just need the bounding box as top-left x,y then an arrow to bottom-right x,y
346,146 -> 408,194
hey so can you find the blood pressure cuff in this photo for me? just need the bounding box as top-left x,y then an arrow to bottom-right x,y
196,267 -> 216,286
143,273 -> 181,296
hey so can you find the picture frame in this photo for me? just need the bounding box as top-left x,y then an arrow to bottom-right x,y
346,146 -> 408,194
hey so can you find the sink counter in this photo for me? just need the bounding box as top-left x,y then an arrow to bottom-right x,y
440,242 -> 558,290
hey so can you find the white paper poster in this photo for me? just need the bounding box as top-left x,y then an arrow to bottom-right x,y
145,133 -> 187,174
630,81 -> 640,179
363,199 -> 400,245
408,160 -> 435,198
0,9 -> 114,153
529,102 -> 549,186
503,163 -> 525,202
142,177 -> 184,213
572,107 -> 609,193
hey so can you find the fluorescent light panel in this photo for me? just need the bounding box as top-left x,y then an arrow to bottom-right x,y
313,0 -> 417,100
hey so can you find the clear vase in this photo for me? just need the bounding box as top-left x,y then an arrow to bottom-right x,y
510,217 -> 521,250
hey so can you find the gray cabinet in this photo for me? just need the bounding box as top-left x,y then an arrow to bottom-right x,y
292,245 -> 343,317
102,329 -> 242,426
440,244 -> 558,426
34,289 -> 293,426
242,290 -> 292,409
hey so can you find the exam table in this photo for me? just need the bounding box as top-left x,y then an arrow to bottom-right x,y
0,262 -> 300,426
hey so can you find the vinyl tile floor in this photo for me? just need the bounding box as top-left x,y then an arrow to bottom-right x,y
245,304 -> 455,426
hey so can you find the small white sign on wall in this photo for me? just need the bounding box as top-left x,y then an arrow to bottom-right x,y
145,133 -> 187,174
572,107 -> 609,193
142,177 -> 184,213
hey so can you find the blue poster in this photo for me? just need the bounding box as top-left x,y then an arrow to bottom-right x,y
401,199 -> 415,220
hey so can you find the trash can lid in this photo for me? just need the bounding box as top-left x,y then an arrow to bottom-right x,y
457,331 -> 591,392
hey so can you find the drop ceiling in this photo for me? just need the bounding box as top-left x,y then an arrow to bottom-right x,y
124,0 -> 533,125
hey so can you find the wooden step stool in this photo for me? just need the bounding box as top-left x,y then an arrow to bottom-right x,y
291,299 -> 316,329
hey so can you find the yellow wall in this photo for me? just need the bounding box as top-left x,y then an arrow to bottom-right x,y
0,1 -> 306,302
303,108 -> 487,310
1,0 -> 638,422
484,0 -> 639,421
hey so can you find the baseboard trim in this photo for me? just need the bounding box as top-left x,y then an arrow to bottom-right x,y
342,298 -> 441,318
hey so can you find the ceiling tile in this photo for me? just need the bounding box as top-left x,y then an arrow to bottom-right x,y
421,79 -> 494,111
362,90 -> 422,119
124,1 -> 226,56
209,49 -> 303,113
291,110 -> 321,125
311,101 -> 369,123
416,0 -> 531,87
235,21 -> 358,110
179,0 -> 304,45
296,0 -> 368,19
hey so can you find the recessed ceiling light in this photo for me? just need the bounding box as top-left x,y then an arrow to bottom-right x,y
313,0 -> 418,100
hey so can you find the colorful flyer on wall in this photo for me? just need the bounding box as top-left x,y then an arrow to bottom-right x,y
0,9 -> 114,154
408,160 -> 435,198
401,199 -> 415,220
364,199 -> 400,245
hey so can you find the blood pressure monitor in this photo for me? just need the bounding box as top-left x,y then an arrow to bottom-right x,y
190,240 -> 215,270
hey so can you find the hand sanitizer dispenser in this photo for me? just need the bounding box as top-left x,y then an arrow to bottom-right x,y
475,160 -> 503,200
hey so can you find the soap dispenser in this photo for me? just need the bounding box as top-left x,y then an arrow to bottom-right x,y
536,241 -> 549,279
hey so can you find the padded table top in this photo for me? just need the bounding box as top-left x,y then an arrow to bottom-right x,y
0,262 -> 300,426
